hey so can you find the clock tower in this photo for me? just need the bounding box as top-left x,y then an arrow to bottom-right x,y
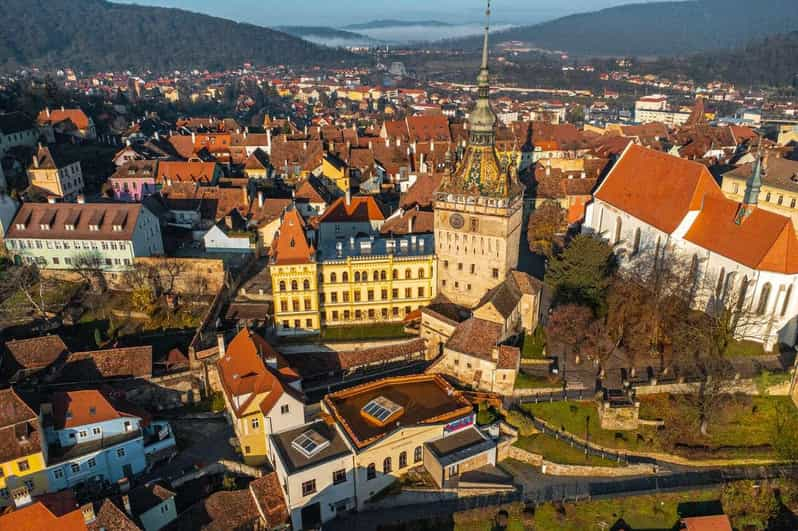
433,0 -> 524,307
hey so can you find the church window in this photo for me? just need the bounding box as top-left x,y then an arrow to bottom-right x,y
632,228 -> 641,256
614,217 -> 622,245
782,285 -> 793,317
737,276 -> 749,311
715,268 -> 725,298
757,283 -> 772,315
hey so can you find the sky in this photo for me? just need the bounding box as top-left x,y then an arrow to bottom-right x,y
112,0 -> 656,28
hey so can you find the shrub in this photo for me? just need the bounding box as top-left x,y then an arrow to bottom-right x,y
210,392 -> 226,413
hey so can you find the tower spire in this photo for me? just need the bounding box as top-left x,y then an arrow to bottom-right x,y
481,0 -> 491,73
467,0 -> 497,146
735,144 -> 765,224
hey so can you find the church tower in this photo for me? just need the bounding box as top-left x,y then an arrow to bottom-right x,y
433,0 -> 524,307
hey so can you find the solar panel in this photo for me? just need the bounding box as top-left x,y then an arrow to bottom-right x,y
291,429 -> 330,458
361,396 -> 404,425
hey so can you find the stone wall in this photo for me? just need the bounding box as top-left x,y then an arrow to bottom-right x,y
124,371 -> 205,411
505,443 -> 654,477
597,401 -> 640,430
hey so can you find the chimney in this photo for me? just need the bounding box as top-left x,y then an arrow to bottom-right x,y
258,191 -> 264,208
217,333 -> 226,358
122,495 -> 132,516
76,194 -> 86,204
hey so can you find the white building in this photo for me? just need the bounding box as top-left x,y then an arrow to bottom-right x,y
584,144 -> 798,350
269,420 -> 356,530
634,95 -> 690,126
5,202 -> 164,272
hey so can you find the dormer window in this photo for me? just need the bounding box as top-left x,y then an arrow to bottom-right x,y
15,223 -> 25,230
65,224 -> 75,231
112,224 -> 123,232
89,224 -> 99,231
39,224 -> 50,231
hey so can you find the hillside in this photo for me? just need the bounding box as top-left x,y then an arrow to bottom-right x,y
278,26 -> 379,47
440,0 -> 798,57
641,32 -> 798,87
0,0 -> 352,72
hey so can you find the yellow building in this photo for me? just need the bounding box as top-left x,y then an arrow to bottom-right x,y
0,389 -> 49,508
721,155 -> 798,233
216,328 -> 305,465
27,145 -> 84,200
322,154 -> 351,194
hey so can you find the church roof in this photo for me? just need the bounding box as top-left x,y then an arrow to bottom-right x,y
594,144 -> 724,233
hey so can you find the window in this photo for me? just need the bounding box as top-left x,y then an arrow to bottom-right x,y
405,269 -> 411,280
304,298 -> 311,310
367,463 -> 376,480
117,448 -> 126,458
470,264 -> 476,274
17,460 -> 29,471
303,279 -> 310,290
71,463 -> 80,473
53,468 -> 64,479
333,469 -> 347,485
343,292 -> 350,302
414,446 -> 423,463
367,290 -> 374,301
383,457 -> 392,474
492,268 -> 499,279
757,283 -> 772,315
331,292 -> 338,303
381,289 -> 388,300
88,458 -> 96,469
280,301 -> 288,312
766,192 -> 772,202
354,271 -> 361,282
251,418 -> 260,429
245,446 -> 251,454
291,280 -> 298,290
399,451 -> 407,469
614,216 -> 622,244
458,262 -> 463,271
354,291 -> 361,302
373,271 -> 380,281
330,272 -> 337,283
392,269 -> 399,280
418,268 -> 425,279
418,287 -> 425,297
715,268 -> 726,298
392,288 -> 399,298
281,404 -> 290,415
92,427 -> 101,435
782,285 -> 793,317
342,272 -> 349,282
632,228 -> 641,255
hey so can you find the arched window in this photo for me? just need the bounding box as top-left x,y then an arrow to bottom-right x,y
373,271 -> 380,281
782,285 -> 793,317
303,279 -> 310,290
757,283 -> 772,315
715,268 -> 726,298
279,281 -> 286,291
632,228 -> 641,255
291,280 -> 298,290
366,463 -> 376,480
405,269 -> 412,280
399,451 -> 407,469
766,192 -> 772,202
383,457 -> 392,474
354,272 -> 360,282
392,269 -> 399,280
614,216 -> 622,245
414,446 -> 423,463
418,268 -> 425,279
723,272 -> 736,303
342,272 -> 349,282
380,270 -> 387,281
737,276 -> 749,311
330,272 -> 337,283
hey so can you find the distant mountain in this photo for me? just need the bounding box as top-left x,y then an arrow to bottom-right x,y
439,0 -> 798,57
345,20 -> 453,30
643,31 -> 798,87
0,0 -> 352,73
277,26 -> 380,47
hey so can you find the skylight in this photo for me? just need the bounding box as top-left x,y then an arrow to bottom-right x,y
291,429 -> 330,458
361,396 -> 404,426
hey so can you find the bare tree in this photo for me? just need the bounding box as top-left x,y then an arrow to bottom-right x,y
71,251 -> 107,294
0,263 -> 50,320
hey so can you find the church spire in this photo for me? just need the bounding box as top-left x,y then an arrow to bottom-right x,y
468,0 -> 497,146
735,149 -> 764,224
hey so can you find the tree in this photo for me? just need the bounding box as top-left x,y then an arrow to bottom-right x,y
545,304 -> 594,362
772,401 -> 798,463
527,201 -> 566,259
721,481 -> 779,529
0,263 -> 51,321
71,251 -> 107,294
545,234 -> 615,312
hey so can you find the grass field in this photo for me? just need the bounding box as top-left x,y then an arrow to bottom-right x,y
321,323 -> 410,341
514,433 -> 622,467
514,371 -> 562,389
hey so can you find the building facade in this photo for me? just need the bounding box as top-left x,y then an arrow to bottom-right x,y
28,145 -> 84,200
0,389 -> 48,509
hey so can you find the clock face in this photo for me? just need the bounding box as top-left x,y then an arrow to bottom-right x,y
450,213 -> 465,230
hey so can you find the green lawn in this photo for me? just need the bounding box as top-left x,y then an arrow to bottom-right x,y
514,433 -> 622,467
525,395 -> 798,460
514,371 -> 562,389
521,326 -> 546,358
724,339 -> 767,357
321,323 -> 410,341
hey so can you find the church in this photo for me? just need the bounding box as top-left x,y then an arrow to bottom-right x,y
584,143 -> 798,351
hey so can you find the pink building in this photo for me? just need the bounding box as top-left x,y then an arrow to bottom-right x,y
108,160 -> 158,202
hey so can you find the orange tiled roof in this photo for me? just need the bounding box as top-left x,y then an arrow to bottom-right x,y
684,195 -> 798,274
37,108 -> 91,130
0,501 -> 86,531
595,144 -> 724,233
318,196 -> 385,223
52,390 -> 129,429
271,208 -> 314,265
158,161 -> 218,184
681,515 -> 732,531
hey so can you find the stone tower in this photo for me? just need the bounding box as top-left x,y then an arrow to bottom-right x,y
433,0 -> 524,307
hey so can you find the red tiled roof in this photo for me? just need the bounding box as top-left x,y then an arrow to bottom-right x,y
37,108 -> 91,130
380,209 -> 434,235
52,390 -> 129,429
248,473 -> 289,528
4,335 -> 68,371
681,515 -> 732,531
6,203 -> 145,242
595,144 -> 724,233
271,208 -> 314,265
0,501 -> 87,531
158,161 -> 218,184
684,195 -> 798,274
319,196 -> 385,223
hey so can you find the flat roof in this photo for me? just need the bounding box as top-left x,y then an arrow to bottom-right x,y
317,234 -> 434,261
270,420 -> 351,474
323,374 -> 473,450
425,426 -> 495,467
